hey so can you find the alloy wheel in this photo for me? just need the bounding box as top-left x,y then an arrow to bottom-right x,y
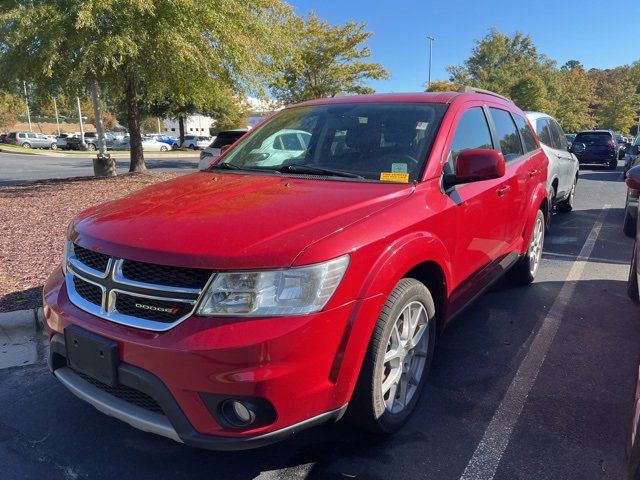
381,301 -> 430,414
528,215 -> 544,276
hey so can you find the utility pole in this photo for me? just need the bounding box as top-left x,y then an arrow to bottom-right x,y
427,36 -> 435,90
157,117 -> 162,135
76,96 -> 85,146
23,81 -> 32,131
53,97 -> 61,136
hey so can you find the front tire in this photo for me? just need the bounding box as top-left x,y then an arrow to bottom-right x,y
50,143 -> 57,150
348,278 -> 436,434
160,145 -> 168,152
508,209 -> 545,286
22,142 -> 31,149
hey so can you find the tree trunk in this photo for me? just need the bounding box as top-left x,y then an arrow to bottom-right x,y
178,115 -> 185,147
125,72 -> 145,172
90,79 -> 116,177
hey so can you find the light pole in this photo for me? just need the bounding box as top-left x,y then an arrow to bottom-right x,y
427,36 -> 435,90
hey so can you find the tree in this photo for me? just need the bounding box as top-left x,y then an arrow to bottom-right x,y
425,80 -> 460,92
0,90 -> 21,131
554,65 -> 595,132
270,13 -> 389,104
0,1 -> 294,173
510,75 -> 549,112
595,76 -> 638,132
447,29 -> 551,97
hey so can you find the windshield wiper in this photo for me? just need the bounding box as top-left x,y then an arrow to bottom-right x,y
278,165 -> 365,179
210,162 -> 243,170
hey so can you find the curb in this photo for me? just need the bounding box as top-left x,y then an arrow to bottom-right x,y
0,307 -> 44,331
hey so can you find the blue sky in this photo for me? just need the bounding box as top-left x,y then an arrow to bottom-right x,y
293,0 -> 638,92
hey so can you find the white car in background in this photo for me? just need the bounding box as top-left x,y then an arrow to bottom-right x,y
112,136 -> 171,152
526,111 -> 579,230
182,135 -> 212,150
199,129 -> 248,170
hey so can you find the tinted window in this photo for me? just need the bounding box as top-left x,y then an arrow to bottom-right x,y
536,118 -> 554,147
220,103 -> 448,182
574,132 -> 612,145
449,107 -> 493,167
513,115 -> 538,152
490,108 -> 524,161
211,131 -> 246,148
550,120 -> 567,150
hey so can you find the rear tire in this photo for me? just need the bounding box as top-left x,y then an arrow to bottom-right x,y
21,142 -> 31,149
507,210 -> 545,286
160,145 -> 168,152
347,278 -> 436,434
556,180 -> 576,213
625,204 -> 637,238
87,143 -> 96,151
50,143 -> 57,150
629,242 -> 639,304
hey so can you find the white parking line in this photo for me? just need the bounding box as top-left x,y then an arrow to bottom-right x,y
459,205 -> 611,480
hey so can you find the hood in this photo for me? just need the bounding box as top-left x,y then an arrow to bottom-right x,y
71,172 -> 414,269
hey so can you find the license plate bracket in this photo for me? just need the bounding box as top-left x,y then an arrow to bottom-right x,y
64,326 -> 119,387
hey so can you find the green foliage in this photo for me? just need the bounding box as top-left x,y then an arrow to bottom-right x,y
270,13 -> 389,104
510,75 -> 549,112
447,28 -> 639,133
0,90 -> 22,131
425,80 -> 460,92
0,0 -> 295,169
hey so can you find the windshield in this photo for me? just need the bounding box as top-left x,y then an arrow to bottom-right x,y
216,102 -> 447,182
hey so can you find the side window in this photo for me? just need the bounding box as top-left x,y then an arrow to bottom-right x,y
550,120 -> 568,150
536,118 -> 554,147
28,133 -> 37,139
274,133 -> 303,151
490,108 -> 524,161
513,115 -> 538,153
447,107 -> 493,172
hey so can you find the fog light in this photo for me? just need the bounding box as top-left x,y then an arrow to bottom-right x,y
220,400 -> 256,428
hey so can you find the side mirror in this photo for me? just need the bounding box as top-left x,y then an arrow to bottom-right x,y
571,142 -> 586,154
444,148 -> 505,188
627,166 -> 640,190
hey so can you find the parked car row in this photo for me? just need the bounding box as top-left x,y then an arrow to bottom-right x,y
1,131 -> 58,149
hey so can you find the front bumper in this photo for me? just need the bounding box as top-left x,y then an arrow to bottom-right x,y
49,335 -> 346,450
44,268 -> 380,449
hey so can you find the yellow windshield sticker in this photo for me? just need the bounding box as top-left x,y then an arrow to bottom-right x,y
380,172 -> 409,183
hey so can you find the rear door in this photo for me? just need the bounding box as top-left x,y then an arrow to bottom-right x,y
548,119 -> 575,196
488,108 -> 536,249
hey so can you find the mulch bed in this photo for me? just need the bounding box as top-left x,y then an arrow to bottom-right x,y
0,172 -> 182,312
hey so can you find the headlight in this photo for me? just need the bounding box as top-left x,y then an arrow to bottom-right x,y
196,255 -> 349,317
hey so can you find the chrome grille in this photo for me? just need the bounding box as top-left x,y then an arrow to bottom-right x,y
65,243 -> 213,331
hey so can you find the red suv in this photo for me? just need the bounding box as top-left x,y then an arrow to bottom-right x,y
44,90 -> 548,449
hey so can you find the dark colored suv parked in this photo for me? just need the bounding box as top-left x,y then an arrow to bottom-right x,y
44,89 -> 549,450
570,130 -> 618,169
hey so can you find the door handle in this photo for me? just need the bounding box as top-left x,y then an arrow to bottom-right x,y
497,185 -> 510,197
528,169 -> 538,178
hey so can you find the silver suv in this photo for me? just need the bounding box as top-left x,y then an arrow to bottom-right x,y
10,132 -> 57,149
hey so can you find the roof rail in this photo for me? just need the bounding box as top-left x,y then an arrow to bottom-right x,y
457,86 -> 512,102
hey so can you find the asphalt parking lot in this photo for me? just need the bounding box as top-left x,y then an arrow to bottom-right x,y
0,151 -> 198,185
1,161 -> 638,480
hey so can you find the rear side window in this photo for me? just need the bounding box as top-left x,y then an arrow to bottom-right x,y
550,120 -> 567,150
513,115 -> 538,152
490,108 -> 524,161
450,107 -> 493,161
536,118 -> 554,147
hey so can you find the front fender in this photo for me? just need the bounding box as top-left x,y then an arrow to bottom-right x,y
331,232 -> 452,403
